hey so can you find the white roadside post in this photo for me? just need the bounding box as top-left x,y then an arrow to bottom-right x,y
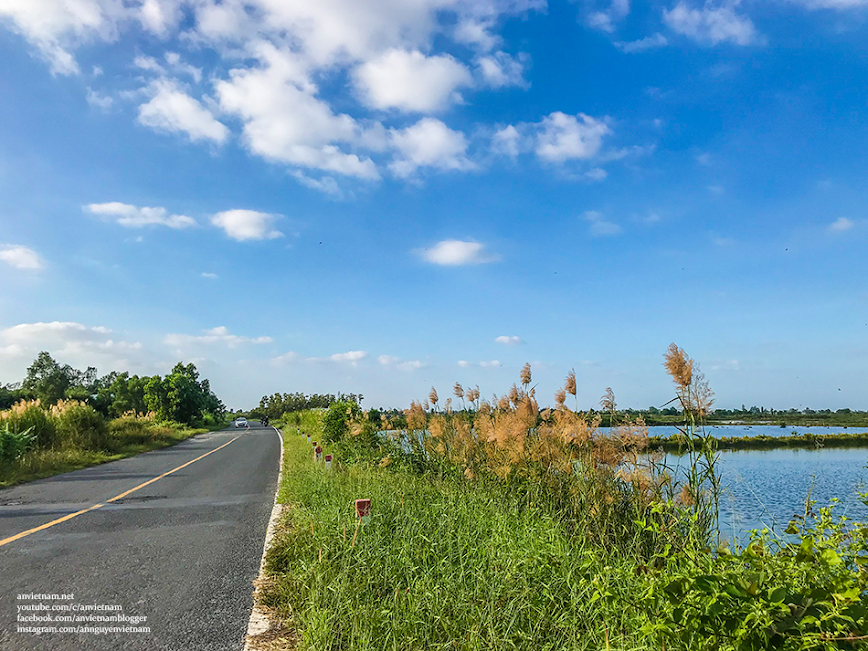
324,454 -> 332,469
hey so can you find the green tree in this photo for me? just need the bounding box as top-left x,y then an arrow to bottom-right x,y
22,352 -> 78,405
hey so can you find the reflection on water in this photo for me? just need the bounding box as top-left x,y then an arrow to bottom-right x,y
669,448 -> 868,546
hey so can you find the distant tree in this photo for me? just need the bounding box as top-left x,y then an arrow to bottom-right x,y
22,352 -> 93,405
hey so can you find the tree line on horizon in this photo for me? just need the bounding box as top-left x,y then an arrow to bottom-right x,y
251,391 -> 363,420
0,352 -> 225,426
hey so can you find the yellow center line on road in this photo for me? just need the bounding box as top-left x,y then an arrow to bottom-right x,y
0,434 -> 241,549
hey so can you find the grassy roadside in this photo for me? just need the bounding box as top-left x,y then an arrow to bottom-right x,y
261,413 -> 660,651
0,417 -> 226,489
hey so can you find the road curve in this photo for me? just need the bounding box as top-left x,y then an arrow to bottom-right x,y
0,422 -> 281,651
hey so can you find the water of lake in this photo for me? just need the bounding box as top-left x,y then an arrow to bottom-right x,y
665,447 -> 868,546
614,424 -> 868,438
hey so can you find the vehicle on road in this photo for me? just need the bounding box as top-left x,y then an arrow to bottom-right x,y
235,417 -> 248,428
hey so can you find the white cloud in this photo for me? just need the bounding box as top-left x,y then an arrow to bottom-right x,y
271,351 -> 299,365
330,350 -> 368,364
163,52 -> 202,82
134,55 -> 165,74
164,326 -> 273,348
215,44 -> 379,179
1,322 -> 142,360
138,79 -> 229,144
584,167 -> 608,181
829,217 -> 854,232
85,87 -> 113,110
663,2 -> 759,46
0,343 -> 25,358
201,272 -> 218,279
587,0 -> 631,33
536,112 -> 611,162
138,0 -> 181,36
354,49 -> 472,112
415,240 -> 499,266
584,210 -> 622,237
494,335 -> 524,346
0,0 -> 121,75
476,51 -> 528,88
211,210 -> 283,241
458,359 -> 501,368
85,202 -> 196,229
0,245 -> 43,270
377,354 -> 423,370
495,112 -> 613,164
614,33 -> 668,53
389,118 -> 474,177
696,152 -> 712,166
492,125 -> 523,158
290,172 -> 343,197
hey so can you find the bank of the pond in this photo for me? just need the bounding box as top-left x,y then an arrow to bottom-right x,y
651,429 -> 868,452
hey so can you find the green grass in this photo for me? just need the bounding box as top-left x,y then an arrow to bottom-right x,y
0,419 -> 225,488
262,415 -> 661,651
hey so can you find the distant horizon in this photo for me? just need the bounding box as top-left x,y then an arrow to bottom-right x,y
1,1 -> 866,411
2,348 -> 865,415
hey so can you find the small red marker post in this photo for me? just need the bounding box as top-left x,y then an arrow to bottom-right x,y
324,454 -> 332,470
314,446 -> 322,462
355,498 -> 371,518
351,498 -> 371,547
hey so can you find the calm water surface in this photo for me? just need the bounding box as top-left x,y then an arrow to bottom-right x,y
671,447 -> 868,545
634,424 -> 868,438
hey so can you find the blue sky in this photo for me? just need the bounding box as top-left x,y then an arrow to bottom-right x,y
0,0 -> 866,411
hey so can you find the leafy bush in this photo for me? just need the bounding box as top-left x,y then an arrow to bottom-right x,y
660,500 -> 868,650
0,400 -> 56,448
106,412 -> 175,449
50,400 -> 107,450
322,401 -> 361,444
0,425 -> 36,461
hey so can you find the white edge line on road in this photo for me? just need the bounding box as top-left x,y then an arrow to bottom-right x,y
243,426 -> 285,649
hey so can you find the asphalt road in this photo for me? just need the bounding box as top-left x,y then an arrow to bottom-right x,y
0,422 -> 281,651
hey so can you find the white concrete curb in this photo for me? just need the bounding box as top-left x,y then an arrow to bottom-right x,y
243,426 -> 284,650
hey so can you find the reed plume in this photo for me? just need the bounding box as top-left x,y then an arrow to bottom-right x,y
520,363 -> 532,388
565,369 -> 577,396
600,387 -> 616,414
